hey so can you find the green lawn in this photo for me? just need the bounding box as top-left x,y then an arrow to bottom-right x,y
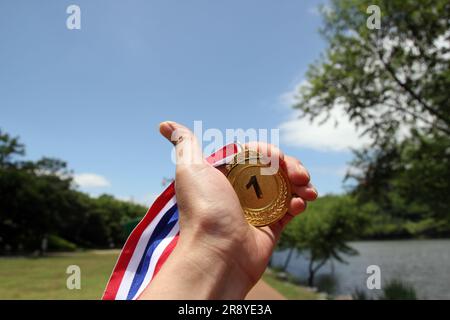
0,250 -> 119,299
262,270 -> 321,300
0,251 -> 318,300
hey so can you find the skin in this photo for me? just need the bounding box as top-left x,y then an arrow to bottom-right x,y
138,121 -> 317,299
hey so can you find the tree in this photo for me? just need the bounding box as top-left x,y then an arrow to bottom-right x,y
0,128 -> 147,254
347,131 -> 450,237
292,0 -> 450,237
281,196 -> 366,287
0,129 -> 25,167
295,0 -> 450,142
278,221 -> 299,271
0,142 -> 75,252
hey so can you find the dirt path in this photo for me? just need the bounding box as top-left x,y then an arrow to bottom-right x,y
245,280 -> 286,300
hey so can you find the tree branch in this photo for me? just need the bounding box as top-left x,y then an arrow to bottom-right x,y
384,101 -> 450,135
375,49 -> 449,125
313,258 -> 328,274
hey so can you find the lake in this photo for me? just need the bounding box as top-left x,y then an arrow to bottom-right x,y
271,239 -> 450,299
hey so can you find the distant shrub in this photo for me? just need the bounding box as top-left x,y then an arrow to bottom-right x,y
380,280 -> 417,300
47,235 -> 77,252
352,279 -> 418,300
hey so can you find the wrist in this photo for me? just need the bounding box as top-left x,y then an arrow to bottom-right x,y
139,239 -> 253,299
180,240 -> 253,299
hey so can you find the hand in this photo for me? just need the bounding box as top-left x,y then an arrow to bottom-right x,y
139,121 -> 317,299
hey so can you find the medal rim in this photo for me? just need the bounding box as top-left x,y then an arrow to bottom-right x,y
225,149 -> 291,227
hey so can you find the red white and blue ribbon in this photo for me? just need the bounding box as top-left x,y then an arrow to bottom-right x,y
102,143 -> 240,300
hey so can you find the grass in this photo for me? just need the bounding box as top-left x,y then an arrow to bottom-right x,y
0,250 -> 119,299
262,270 -> 320,300
0,251 -> 319,300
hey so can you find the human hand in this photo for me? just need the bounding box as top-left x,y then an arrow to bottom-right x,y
139,121 -> 317,299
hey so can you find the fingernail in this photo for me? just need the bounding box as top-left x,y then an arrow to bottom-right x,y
162,121 -> 176,130
159,121 -> 177,141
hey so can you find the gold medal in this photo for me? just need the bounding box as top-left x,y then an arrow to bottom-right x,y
224,148 -> 291,227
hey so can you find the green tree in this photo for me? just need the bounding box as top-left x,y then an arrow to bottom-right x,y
292,0 -> 450,237
0,129 -> 24,168
0,134 -> 74,252
278,217 -> 299,271
281,196 -> 366,287
348,131 -> 450,238
0,129 -> 146,253
296,0 -> 449,141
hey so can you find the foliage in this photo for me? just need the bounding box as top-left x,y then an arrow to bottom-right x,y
352,279 -> 418,300
296,0 -> 450,142
279,195 -> 367,286
290,0 -> 450,241
47,235 -> 77,252
380,279 -> 417,300
0,129 -> 146,254
348,132 -> 450,238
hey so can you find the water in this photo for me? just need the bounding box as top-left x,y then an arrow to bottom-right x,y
271,239 -> 450,299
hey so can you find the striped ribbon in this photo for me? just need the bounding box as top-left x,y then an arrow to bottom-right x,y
102,143 -> 240,300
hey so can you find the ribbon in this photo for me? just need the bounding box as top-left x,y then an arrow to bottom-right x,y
102,143 -> 240,300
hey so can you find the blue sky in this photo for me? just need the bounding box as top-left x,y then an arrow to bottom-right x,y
0,0 -> 363,205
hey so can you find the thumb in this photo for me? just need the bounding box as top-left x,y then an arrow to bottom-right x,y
159,121 -> 204,166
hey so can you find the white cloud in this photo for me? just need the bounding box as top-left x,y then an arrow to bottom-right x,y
307,4 -> 333,17
116,195 -> 135,203
278,77 -> 375,152
74,173 -> 111,188
279,97 -> 371,152
309,165 -> 348,177
117,192 -> 160,207
279,79 -> 308,108
307,6 -> 320,16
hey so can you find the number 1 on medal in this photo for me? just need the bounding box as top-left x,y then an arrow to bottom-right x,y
246,175 -> 263,199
